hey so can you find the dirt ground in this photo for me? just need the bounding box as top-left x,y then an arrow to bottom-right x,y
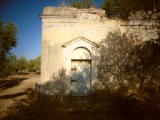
0,72 -> 40,119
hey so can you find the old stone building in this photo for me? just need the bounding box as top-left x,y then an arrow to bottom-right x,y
39,6 -> 158,95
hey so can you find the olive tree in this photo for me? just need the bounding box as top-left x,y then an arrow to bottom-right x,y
17,56 -> 27,73
27,55 -> 41,72
0,19 -> 18,78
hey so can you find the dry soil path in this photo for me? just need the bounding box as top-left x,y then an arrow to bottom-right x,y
0,73 -> 40,119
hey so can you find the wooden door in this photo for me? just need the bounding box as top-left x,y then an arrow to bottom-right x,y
71,60 -> 91,96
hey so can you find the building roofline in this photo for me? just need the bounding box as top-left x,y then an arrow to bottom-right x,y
62,36 -> 100,48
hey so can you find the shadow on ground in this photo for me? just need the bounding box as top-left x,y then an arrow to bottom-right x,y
0,78 -> 28,89
0,88 -> 33,99
2,90 -> 160,120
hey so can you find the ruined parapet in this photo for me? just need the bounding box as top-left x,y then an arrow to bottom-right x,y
43,6 -> 106,20
40,6 -> 115,43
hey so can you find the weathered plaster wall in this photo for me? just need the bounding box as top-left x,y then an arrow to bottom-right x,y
39,7 -> 159,94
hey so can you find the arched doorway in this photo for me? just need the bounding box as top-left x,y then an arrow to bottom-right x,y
71,47 -> 91,96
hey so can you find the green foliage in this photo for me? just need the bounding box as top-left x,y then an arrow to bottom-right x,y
0,19 -> 18,56
27,55 -> 41,72
126,39 -> 160,90
17,56 -> 27,72
35,55 -> 41,72
70,0 -> 95,9
27,59 -> 37,72
0,19 -> 18,78
101,0 -> 160,19
100,0 -> 120,18
97,32 -> 160,98
0,54 -> 18,79
97,32 -> 140,90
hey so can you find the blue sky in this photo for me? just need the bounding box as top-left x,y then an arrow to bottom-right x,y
0,0 -> 104,60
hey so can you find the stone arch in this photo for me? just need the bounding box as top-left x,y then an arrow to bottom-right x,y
63,37 -> 99,95
71,47 -> 91,60
71,47 -> 91,95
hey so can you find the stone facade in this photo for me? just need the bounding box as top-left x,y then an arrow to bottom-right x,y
39,7 -> 159,95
